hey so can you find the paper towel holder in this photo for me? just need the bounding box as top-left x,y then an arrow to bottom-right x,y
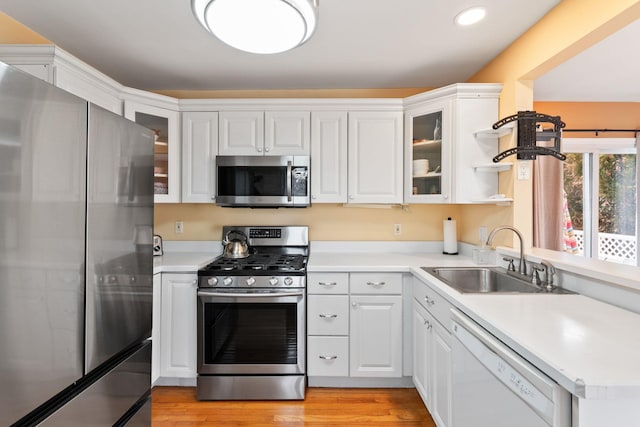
443,217 -> 458,255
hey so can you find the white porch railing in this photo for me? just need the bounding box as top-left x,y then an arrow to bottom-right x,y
572,230 -> 637,265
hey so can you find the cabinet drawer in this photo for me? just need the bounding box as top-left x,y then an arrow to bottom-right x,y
308,295 -> 349,335
307,336 -> 349,377
307,272 -> 349,294
413,277 -> 453,332
350,273 -> 402,294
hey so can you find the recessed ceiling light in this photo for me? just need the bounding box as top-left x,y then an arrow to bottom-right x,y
454,6 -> 487,26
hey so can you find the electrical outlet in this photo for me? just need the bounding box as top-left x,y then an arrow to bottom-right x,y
175,221 -> 184,234
394,224 -> 402,235
517,162 -> 531,180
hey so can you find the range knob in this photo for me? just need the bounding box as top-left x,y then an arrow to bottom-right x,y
269,277 -> 279,286
222,277 -> 233,286
207,277 -> 219,287
284,277 -> 293,286
246,277 -> 256,286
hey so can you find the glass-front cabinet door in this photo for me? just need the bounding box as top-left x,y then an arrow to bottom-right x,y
124,101 -> 180,203
405,100 -> 451,203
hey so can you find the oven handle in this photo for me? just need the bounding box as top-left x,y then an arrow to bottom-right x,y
286,160 -> 293,202
197,290 -> 304,298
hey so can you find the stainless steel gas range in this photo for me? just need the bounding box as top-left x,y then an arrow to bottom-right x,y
196,225 -> 308,400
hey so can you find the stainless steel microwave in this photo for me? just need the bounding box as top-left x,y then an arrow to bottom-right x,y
215,155 -> 310,207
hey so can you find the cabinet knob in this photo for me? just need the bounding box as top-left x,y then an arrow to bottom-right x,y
312,195 -> 317,199
351,302 -> 357,308
349,195 -> 354,200
443,194 -> 448,199
257,147 -> 262,152
265,147 -> 270,152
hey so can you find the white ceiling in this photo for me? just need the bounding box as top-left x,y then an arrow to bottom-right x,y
534,18 -> 640,102
0,0 -> 562,91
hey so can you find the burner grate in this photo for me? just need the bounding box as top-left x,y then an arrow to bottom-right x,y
201,253 -> 307,274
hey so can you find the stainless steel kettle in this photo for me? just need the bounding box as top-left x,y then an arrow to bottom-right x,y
222,230 -> 250,259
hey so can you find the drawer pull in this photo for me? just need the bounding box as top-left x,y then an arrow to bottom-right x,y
424,296 -> 435,306
366,281 -> 386,286
319,355 -> 338,360
318,282 -> 337,286
319,314 -> 338,318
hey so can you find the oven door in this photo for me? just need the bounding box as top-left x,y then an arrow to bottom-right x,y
215,155 -> 310,207
197,288 -> 306,375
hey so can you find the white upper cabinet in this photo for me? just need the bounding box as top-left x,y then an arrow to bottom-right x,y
404,84 -> 503,204
405,99 -> 452,204
265,111 -> 310,155
348,111 -> 404,204
218,111 -> 264,155
182,112 -> 218,203
218,110 -> 310,155
124,99 -> 181,203
310,111 -> 348,203
0,45 -> 122,115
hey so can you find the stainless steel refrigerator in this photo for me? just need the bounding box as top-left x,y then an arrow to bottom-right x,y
0,61 -> 154,426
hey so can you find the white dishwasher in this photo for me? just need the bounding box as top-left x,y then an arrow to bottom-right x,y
451,309 -> 571,427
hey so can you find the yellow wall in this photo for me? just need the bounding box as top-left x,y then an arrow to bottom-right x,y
0,12 -> 50,43
534,102 -> 640,139
463,0 -> 640,248
155,204 -> 462,242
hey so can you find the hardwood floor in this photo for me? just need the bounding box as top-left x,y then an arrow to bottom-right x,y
152,386 -> 435,426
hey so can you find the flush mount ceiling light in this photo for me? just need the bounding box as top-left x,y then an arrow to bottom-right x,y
454,6 -> 487,26
192,0 -> 319,54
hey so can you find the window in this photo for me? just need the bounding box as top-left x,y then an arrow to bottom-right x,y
563,138 -> 638,265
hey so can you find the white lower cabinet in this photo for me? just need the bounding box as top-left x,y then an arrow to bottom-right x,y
152,273 -> 161,385
431,319 -> 452,427
308,336 -> 349,377
307,273 -> 350,377
350,294 -> 402,377
159,273 -> 197,379
413,277 -> 453,427
307,272 -> 403,381
413,302 -> 430,401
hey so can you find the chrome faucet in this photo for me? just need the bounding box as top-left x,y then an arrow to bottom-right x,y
486,226 -> 527,276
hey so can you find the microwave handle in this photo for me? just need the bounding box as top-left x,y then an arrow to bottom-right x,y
286,160 -> 293,202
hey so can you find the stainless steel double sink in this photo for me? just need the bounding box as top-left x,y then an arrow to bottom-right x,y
422,266 -> 573,294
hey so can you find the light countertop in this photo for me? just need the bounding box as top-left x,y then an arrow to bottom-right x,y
310,250 -> 640,400
154,243 -> 640,400
153,252 -> 217,274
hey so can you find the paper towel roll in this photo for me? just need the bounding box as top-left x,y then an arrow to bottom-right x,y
443,217 -> 458,255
